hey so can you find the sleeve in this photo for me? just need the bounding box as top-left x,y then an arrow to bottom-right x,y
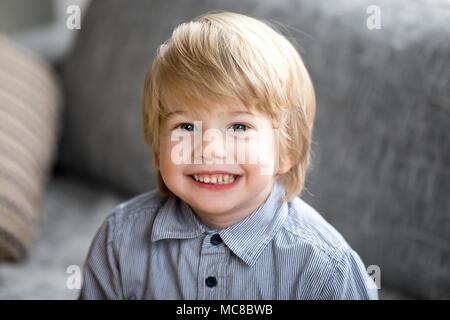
78,214 -> 124,300
319,249 -> 379,300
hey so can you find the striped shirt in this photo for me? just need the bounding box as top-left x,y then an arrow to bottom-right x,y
78,181 -> 378,300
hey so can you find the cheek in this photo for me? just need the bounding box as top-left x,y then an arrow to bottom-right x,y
232,133 -> 276,178
159,140 -> 197,193
158,138 -> 183,174
249,131 -> 277,175
255,136 -> 276,162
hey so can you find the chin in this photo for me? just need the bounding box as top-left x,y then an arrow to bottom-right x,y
188,199 -> 236,215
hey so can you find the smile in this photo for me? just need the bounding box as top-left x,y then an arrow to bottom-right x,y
191,174 -> 238,184
188,172 -> 242,190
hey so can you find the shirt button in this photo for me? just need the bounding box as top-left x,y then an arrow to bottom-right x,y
210,233 -> 222,245
205,276 -> 218,288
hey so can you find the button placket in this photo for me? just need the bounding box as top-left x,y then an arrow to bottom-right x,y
197,233 -> 227,299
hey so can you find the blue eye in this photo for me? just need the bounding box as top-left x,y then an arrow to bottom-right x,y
176,123 -> 195,131
230,124 -> 249,132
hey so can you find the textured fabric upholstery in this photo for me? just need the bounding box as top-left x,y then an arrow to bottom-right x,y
59,0 -> 450,298
0,35 -> 61,261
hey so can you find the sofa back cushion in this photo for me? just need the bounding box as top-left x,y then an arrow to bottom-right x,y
59,0 -> 450,298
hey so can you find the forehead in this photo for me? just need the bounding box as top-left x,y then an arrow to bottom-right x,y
161,96 -> 257,119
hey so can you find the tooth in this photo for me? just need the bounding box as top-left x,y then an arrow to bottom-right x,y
193,174 -> 241,184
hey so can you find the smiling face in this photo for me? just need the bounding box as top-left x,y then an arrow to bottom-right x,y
154,97 -> 292,229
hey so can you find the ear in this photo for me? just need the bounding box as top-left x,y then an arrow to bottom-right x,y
153,153 -> 160,170
276,151 -> 295,175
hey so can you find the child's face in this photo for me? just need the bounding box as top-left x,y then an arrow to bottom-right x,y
154,98 -> 290,228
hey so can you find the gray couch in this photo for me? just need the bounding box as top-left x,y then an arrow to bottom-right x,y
0,0 -> 448,299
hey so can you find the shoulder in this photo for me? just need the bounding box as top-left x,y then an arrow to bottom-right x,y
280,196 -> 354,263
277,198 -> 377,298
102,188 -> 169,241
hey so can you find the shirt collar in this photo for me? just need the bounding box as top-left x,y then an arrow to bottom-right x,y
151,181 -> 289,267
151,196 -> 205,241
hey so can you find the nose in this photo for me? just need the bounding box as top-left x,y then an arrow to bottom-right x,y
194,128 -> 228,164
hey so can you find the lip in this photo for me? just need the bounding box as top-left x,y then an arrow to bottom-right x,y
188,174 -> 242,191
189,171 -> 240,175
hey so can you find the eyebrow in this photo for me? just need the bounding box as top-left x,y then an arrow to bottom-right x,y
229,110 -> 254,115
164,110 -> 188,119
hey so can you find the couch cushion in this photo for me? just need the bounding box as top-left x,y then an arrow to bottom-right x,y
59,0 -> 450,298
0,35 -> 61,261
0,173 -> 126,299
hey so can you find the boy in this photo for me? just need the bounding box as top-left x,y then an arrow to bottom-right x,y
79,11 -> 378,300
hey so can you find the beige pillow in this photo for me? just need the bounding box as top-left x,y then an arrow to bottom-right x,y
0,35 -> 61,261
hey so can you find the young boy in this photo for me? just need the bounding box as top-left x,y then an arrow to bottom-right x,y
79,12 -> 378,300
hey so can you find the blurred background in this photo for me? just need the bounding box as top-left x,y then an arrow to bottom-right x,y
0,0 -> 448,299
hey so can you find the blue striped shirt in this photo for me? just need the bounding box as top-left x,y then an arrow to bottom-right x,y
78,181 -> 378,300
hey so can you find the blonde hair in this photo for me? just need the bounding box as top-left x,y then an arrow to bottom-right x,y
142,11 -> 316,201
